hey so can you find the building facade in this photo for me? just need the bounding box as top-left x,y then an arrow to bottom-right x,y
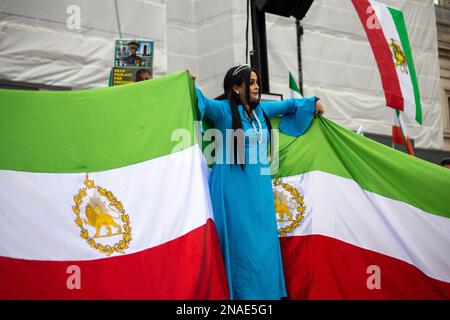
436,0 -> 450,150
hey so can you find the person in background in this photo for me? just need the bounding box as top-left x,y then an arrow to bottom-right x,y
135,69 -> 152,82
440,157 -> 450,169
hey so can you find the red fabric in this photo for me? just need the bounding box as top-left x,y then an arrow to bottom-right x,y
280,234 -> 450,300
392,125 -> 415,155
405,137 -> 415,156
0,219 -> 229,300
392,125 -> 404,145
352,0 -> 404,111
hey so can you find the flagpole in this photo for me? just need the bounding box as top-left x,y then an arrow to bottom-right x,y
396,110 -> 415,156
296,19 -> 304,97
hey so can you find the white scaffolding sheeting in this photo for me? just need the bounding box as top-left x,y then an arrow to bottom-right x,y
0,0 -> 443,149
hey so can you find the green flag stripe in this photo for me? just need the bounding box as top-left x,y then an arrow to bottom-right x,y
289,72 -> 300,94
388,7 -> 422,124
272,117 -> 450,219
0,71 -> 195,173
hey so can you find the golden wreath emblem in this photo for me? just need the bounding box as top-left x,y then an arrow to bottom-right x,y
272,178 -> 306,237
389,38 -> 409,75
72,173 -> 132,256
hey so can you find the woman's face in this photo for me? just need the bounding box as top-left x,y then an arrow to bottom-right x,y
249,71 -> 260,102
236,71 -> 260,105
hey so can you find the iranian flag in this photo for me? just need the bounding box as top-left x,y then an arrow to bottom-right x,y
0,71 -> 229,299
352,0 -> 422,124
273,117 -> 450,299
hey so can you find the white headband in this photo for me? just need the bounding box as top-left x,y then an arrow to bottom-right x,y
232,64 -> 251,77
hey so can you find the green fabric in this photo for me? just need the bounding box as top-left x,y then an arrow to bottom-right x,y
272,116 -> 450,219
388,7 -> 422,124
1,69 -> 447,219
289,72 -> 300,94
0,71 -> 195,173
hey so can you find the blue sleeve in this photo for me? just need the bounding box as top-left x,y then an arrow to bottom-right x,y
195,87 -> 226,124
260,97 -> 316,137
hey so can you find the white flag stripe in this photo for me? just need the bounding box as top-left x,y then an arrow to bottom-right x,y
0,145 -> 213,261
277,171 -> 450,283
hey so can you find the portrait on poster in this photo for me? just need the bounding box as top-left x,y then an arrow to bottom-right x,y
114,39 -> 154,68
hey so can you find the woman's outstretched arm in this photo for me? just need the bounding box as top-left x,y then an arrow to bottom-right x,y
188,70 -> 226,123
260,97 -> 325,137
259,97 -> 324,119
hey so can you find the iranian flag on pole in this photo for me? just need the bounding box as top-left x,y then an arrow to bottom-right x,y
353,0 -> 422,154
272,117 -> 450,299
352,0 -> 422,124
0,71 -> 229,299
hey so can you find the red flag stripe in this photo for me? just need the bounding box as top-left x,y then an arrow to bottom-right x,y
280,234 -> 450,300
392,125 -> 404,145
352,0 -> 404,110
0,219 -> 229,300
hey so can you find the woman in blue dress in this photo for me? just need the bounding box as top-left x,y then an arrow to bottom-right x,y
193,65 -> 325,300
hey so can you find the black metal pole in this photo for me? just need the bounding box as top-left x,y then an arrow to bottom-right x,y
296,19 -> 304,96
250,0 -> 270,93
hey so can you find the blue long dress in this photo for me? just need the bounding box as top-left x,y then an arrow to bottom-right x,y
196,88 -> 316,300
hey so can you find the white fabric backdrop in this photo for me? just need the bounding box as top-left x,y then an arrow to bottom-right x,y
0,0 -> 443,148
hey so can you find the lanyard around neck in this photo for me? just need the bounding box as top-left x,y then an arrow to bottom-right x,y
243,109 -> 263,144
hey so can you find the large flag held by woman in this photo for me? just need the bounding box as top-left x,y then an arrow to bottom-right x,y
0,71 -> 229,299
273,116 -> 450,299
1,71 -> 449,299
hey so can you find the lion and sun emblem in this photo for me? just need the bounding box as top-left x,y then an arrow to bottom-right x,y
389,38 -> 409,74
84,195 -> 122,238
72,174 -> 132,256
272,178 -> 306,236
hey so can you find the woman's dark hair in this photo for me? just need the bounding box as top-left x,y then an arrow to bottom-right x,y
220,65 -> 273,168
